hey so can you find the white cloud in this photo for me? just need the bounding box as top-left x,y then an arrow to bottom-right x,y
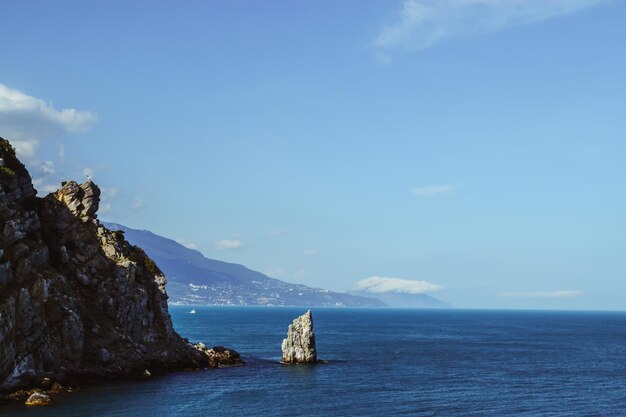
12,140 -> 39,161
58,143 -> 66,163
293,269 -> 306,280
500,290 -> 584,298
42,184 -> 59,193
131,197 -> 144,210
411,184 -> 457,196
374,0 -> 608,50
31,178 -> 59,194
303,249 -> 319,256
35,182 -> 59,194
215,239 -> 242,250
0,83 -> 96,142
41,160 -> 55,174
351,276 -> 444,294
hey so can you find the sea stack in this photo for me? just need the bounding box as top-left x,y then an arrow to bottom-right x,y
281,310 -> 317,364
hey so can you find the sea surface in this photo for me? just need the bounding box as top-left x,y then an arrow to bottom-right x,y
4,307 -> 626,416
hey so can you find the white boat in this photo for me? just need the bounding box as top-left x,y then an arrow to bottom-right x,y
189,309 -> 196,314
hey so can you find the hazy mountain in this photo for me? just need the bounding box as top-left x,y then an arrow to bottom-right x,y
349,291 -> 451,308
104,223 -> 385,307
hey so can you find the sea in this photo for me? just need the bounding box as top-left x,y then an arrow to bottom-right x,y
4,307 -> 626,416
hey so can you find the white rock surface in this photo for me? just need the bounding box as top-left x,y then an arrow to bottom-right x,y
281,310 -> 317,364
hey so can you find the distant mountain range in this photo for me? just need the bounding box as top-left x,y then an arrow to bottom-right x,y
103,223 -> 385,307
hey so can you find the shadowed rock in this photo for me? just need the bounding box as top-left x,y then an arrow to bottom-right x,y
281,310 -> 317,364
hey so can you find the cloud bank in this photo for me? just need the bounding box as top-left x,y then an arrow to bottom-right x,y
351,276 -> 444,294
499,290 -> 584,298
0,83 -> 96,144
374,0 -> 608,50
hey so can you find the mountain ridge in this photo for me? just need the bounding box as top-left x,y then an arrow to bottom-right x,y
103,222 -> 386,308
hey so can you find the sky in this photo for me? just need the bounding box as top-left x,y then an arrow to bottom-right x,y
1,0 -> 625,310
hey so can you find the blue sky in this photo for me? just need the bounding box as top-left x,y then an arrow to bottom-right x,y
1,0 -> 625,309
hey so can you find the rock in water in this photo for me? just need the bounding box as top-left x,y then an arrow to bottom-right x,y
194,343 -> 243,367
25,392 -> 51,406
281,310 -> 317,364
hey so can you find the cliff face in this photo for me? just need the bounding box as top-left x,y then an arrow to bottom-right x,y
0,137 -> 235,393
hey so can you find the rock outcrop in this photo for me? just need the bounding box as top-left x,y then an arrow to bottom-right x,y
25,392 -> 51,406
0,137 -> 241,398
194,343 -> 243,368
281,310 -> 317,364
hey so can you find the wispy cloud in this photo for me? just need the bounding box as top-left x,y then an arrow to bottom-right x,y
374,0 -> 608,50
500,290 -> 585,298
31,178 -> 60,194
215,239 -> 242,250
58,143 -> 66,163
130,197 -> 144,210
351,276 -> 444,294
41,160 -> 55,174
303,249 -> 319,256
411,184 -> 457,196
0,83 -> 96,160
11,140 -> 39,160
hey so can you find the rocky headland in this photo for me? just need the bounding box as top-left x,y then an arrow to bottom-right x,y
0,137 -> 241,405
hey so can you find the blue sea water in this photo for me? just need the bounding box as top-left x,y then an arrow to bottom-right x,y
4,307 -> 626,416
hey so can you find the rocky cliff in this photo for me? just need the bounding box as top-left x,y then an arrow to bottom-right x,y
0,137 -> 240,397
